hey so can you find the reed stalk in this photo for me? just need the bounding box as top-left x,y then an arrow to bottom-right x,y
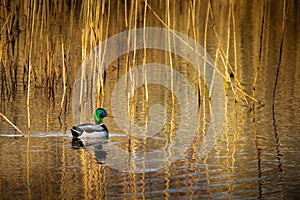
211,22 -> 252,106
203,0 -> 210,89
2,4 -> 13,93
145,1 -> 252,105
125,0 -> 128,28
252,0 -> 266,111
145,1 -> 168,28
125,0 -> 136,151
132,0 -> 138,96
130,0 -> 139,150
143,0 -> 149,103
209,47 -> 219,98
0,36 -> 2,64
231,0 -> 238,83
92,0 -> 103,108
272,0 -> 288,115
101,0 -> 111,102
207,1 -> 257,106
225,3 -> 232,96
99,0 -> 105,99
0,112 -> 24,136
80,25 -> 86,112
166,0 -> 175,105
126,0 -> 137,114
190,0 -> 203,103
186,1 -> 191,35
26,0 -> 37,131
59,41 -> 67,117
125,0 -> 134,94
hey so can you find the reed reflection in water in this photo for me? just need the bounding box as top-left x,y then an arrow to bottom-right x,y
0,0 -> 300,199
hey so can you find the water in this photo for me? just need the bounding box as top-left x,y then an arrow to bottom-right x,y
1,0 -> 300,199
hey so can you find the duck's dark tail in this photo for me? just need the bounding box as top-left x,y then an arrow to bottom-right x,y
71,126 -> 83,138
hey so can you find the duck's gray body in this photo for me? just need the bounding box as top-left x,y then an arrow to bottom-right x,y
71,123 -> 109,138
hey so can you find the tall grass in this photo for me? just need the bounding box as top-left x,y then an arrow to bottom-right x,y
0,0 -> 274,133
0,0 -> 258,137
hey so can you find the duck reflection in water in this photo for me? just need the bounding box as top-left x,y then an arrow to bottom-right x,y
71,137 -> 108,163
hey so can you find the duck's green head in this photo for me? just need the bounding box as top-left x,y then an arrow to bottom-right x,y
94,108 -> 108,124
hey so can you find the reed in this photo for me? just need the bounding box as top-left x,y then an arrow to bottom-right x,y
166,0 -> 175,105
59,41 -> 67,117
143,0 -> 149,103
272,0 -> 289,116
230,0 -> 237,80
190,0 -> 203,103
225,2 -> 232,95
252,0 -> 266,112
26,0 -> 37,131
203,0 -> 210,90
100,0 -> 111,103
0,112 -> 24,135
0,0 -> 283,135
208,2 -> 246,105
130,0 -> 137,98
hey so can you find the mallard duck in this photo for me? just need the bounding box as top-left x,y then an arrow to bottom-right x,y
71,108 -> 109,139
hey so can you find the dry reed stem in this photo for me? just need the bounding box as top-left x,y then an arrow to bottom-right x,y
0,10 -> 11,33
272,0 -> 289,114
143,0 -> 149,102
0,112 -> 24,136
213,33 -> 252,105
144,1 -> 168,28
142,0 -> 149,131
190,0 -> 203,102
125,0 -> 128,27
230,0 -> 239,103
223,4 -> 237,100
0,37 -> 2,63
145,1 -> 256,105
59,41 -> 67,117
101,0 -> 111,99
208,10 -> 251,107
207,2 -> 257,106
79,27 -> 87,111
203,0 -> 210,88
225,3 -> 231,84
209,47 -> 220,98
130,0 -> 138,131
26,0 -> 37,131
125,0 -> 137,148
94,0 -> 104,107
127,0 -> 136,101
172,0 -> 180,97
231,0 -> 238,80
252,0 -> 266,109
124,0 -> 134,101
132,0 -> 138,95
128,0 -> 140,168
186,2 -> 191,34
166,0 -> 175,105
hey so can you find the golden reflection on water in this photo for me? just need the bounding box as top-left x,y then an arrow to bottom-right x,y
1,0 -> 300,199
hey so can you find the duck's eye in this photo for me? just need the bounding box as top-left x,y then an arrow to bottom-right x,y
98,108 -> 107,118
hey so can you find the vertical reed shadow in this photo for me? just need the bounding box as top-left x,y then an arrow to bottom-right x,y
272,0 -> 289,174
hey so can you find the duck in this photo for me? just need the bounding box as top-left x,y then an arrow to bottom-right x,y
71,108 -> 109,139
